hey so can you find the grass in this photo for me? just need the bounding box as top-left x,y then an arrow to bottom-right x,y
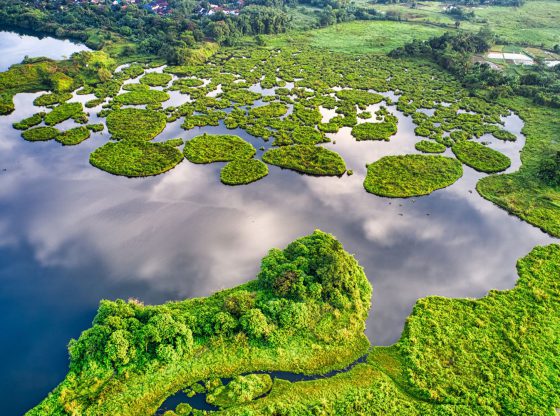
220,159 -> 269,186
89,140 -> 183,177
56,126 -> 91,146
351,121 -> 398,141
28,231 -> 372,415
44,102 -> 85,126
113,89 -> 170,105
364,155 -> 463,197
139,72 -> 172,87
206,374 -> 273,408
452,140 -> 511,173
106,108 -> 167,141
208,243 -> 560,415
21,126 -> 60,142
12,113 -> 44,130
415,140 -> 446,153
477,96 -> 560,237
266,21 -> 448,54
262,145 -> 346,176
183,134 -> 256,164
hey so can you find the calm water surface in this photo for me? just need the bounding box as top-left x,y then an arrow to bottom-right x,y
0,33 -> 556,415
0,31 -> 90,71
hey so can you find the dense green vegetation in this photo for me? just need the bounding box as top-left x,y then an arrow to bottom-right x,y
106,108 -> 167,141
262,145 -> 346,176
12,112 -> 44,130
351,120 -> 398,141
44,102 -> 85,126
21,126 -> 60,142
364,155 -> 463,197
56,126 -> 91,146
478,97 -> 560,237
452,140 -> 511,173
27,232 -> 560,415
207,374 -> 273,408
221,159 -> 269,185
28,231 -> 372,415
415,140 -> 446,154
90,140 -> 183,177
139,72 -> 172,87
184,134 -> 256,164
113,89 -> 170,105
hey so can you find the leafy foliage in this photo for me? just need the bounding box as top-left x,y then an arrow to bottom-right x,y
183,134 -> 256,164
21,126 -> 60,141
452,140 -> 511,173
220,159 -> 269,185
56,126 -> 91,146
262,145 -> 346,176
415,140 -> 446,154
106,108 -> 167,141
90,140 -> 183,177
364,155 -> 463,197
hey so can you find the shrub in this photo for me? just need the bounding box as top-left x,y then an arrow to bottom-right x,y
21,126 -> 60,141
352,121 -> 397,141
262,145 -> 346,176
139,72 -> 172,87
106,108 -> 167,141
183,134 -> 255,164
220,159 -> 269,185
452,141 -> 511,173
364,155 -> 463,197
415,140 -> 446,154
90,140 -> 183,177
56,126 -> 91,146
44,102 -> 84,126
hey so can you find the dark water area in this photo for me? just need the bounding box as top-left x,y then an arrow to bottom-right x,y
156,356 -> 368,414
0,33 -> 557,415
0,31 -> 90,71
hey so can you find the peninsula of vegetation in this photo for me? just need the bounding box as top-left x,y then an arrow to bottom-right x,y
27,231 -> 560,415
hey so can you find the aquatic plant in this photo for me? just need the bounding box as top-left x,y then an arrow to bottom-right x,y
113,89 -> 170,105
90,140 -> 183,177
352,121 -> 397,141
44,102 -> 85,126
12,112 -> 44,130
415,140 -> 446,154
183,134 -> 256,163
364,155 -> 463,197
452,141 -> 511,173
21,126 -> 60,141
56,126 -> 91,146
220,159 -> 269,185
262,145 -> 346,176
106,108 -> 167,141
139,72 -> 172,87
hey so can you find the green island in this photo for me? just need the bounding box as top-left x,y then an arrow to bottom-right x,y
183,134 -> 256,164
415,140 -> 447,154
26,231 -> 560,415
262,145 -> 346,176
452,141 -> 511,173
220,159 -> 269,186
364,155 -> 463,198
21,126 -> 60,142
106,108 -> 167,141
56,126 -> 91,146
90,140 -> 183,177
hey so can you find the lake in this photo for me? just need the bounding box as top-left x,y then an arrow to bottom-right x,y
0,32 -> 556,415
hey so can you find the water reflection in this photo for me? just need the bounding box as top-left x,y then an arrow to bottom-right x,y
0,63 -> 557,416
0,31 -> 90,71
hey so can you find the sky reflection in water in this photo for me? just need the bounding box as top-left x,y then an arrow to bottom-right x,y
0,39 -> 557,414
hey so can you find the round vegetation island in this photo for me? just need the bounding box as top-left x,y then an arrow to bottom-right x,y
21,126 -> 60,141
113,89 -> 170,105
351,121 -> 397,141
139,72 -> 172,87
364,154 -> 463,197
415,140 -> 446,154
183,134 -> 256,164
56,126 -> 91,146
89,140 -> 183,177
106,108 -> 167,141
262,145 -> 346,176
452,141 -> 511,173
221,159 -> 269,185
